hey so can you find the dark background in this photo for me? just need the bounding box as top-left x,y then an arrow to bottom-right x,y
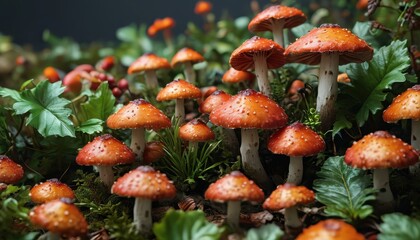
0,0 -> 274,49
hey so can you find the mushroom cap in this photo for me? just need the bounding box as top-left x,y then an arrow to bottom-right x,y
111,166 -> 176,200
179,118 -> 215,142
204,171 -> 264,203
199,90 -> 232,114
76,134 -> 135,166
284,23 -> 373,65
171,48 -> 205,68
222,67 -> 256,84
344,131 -> 419,169
156,79 -> 202,101
107,99 -> 171,130
230,36 -> 285,71
288,79 -> 305,95
267,122 -> 325,157
29,198 -> 88,237
29,179 -> 75,204
296,219 -> 364,240
383,85 -> 420,122
0,155 -> 24,184
194,0 -> 212,15
248,5 -> 307,33
263,183 -> 315,211
143,141 -> 165,165
128,53 -> 171,74
209,89 -> 288,129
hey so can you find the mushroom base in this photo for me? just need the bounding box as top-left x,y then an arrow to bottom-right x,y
97,165 -> 114,189
134,197 -> 152,234
284,206 -> 302,228
373,168 -> 394,210
227,200 -> 241,229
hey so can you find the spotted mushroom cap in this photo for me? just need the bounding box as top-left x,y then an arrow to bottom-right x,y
248,5 -> 307,33
29,198 -> 88,237
107,99 -> 171,130
296,219 -> 364,240
128,53 -> 171,74
284,23 -> 373,65
0,155 -> 24,184
210,89 -> 288,129
263,183 -> 315,211
344,131 -> 419,169
76,134 -> 135,166
222,67 -> 256,84
156,79 -> 202,101
230,36 -> 285,71
171,48 -> 205,68
111,166 -> 176,200
383,85 -> 420,122
179,118 -> 215,142
29,179 -> 75,204
204,171 -> 264,203
268,122 -> 325,157
199,90 -> 232,114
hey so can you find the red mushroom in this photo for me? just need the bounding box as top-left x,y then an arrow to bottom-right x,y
179,118 -> 215,150
29,179 -> 75,204
171,48 -> 205,84
0,155 -> 24,184
296,219 -> 364,240
128,53 -> 171,88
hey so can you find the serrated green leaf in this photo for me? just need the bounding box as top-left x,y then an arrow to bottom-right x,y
332,114 -> 353,138
343,40 -> 411,127
246,223 -> 284,240
378,213 -> 420,240
76,118 -> 103,134
352,22 -> 380,49
0,87 -> 22,102
313,156 -> 376,222
81,82 -> 116,121
153,210 -> 224,240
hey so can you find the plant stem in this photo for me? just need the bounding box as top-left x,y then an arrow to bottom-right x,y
134,197 -> 152,234
287,156 -> 303,185
253,54 -> 271,96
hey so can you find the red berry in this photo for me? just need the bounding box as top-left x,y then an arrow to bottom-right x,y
118,79 -> 129,91
100,56 -> 115,71
98,73 -> 107,81
112,87 -> 123,98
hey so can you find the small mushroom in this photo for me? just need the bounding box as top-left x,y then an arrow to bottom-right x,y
222,67 -> 256,89
179,118 -> 215,150
171,48 -> 205,84
128,53 -> 171,88
0,155 -> 24,184
296,219 -> 364,240
29,179 -> 75,204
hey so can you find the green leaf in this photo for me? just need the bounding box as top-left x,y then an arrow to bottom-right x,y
153,209 -> 224,240
332,114 -> 353,138
378,213 -> 420,240
343,40 -> 411,127
291,23 -> 315,38
313,156 -> 376,222
352,22 -> 380,49
116,24 -> 138,43
81,82 -> 116,121
246,223 -> 284,240
76,118 -> 103,134
0,87 -> 22,102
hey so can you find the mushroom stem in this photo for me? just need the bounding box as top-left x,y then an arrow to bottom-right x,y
97,165 -> 114,188
144,70 -> 158,88
184,61 -> 196,84
271,19 -> 285,47
226,200 -> 241,228
175,99 -> 185,121
240,129 -> 271,189
317,53 -> 339,131
373,168 -> 394,206
284,206 -> 301,228
189,141 -> 198,151
409,120 -> 420,174
130,128 -> 146,162
133,197 -> 152,234
163,29 -> 174,50
253,54 -> 271,96
287,156 -> 303,185
223,128 -> 240,157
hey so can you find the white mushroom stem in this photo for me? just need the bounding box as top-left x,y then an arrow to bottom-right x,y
271,19 -> 285,47
409,120 -> 420,174
317,53 -> 339,130
175,99 -> 185,121
133,197 -> 152,234
130,128 -> 146,162
223,128 -> 240,157
240,129 -> 271,189
144,70 -> 158,88
227,200 -> 241,228
373,168 -> 394,206
284,206 -> 302,228
97,165 -> 114,188
287,156 -> 303,185
189,141 -> 198,151
253,54 -> 271,96
184,61 -> 196,84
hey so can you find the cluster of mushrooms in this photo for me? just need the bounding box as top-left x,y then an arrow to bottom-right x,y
2,2 -> 420,239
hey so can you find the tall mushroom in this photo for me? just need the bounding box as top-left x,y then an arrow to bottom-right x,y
171,48 -> 205,84
210,89 -> 288,189
248,5 -> 307,46
267,122 -> 325,184
230,36 -> 285,96
107,99 -> 171,162
128,53 -> 171,88
285,24 -> 373,130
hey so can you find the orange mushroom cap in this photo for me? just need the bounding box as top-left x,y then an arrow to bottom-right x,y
128,53 -> 171,74
222,67 -> 256,84
199,90 -> 232,114
194,1 -> 212,15
171,48 -> 205,68
288,80 -> 305,96
383,85 -> 420,122
179,118 -> 215,142
43,66 -> 61,83
156,79 -> 202,101
263,183 -> 315,211
0,155 -> 24,184
29,179 -> 75,204
148,17 -> 175,36
248,5 -> 306,33
143,141 -> 165,165
296,219 -> 364,240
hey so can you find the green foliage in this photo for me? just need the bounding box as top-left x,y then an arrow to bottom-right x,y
153,209 -> 225,240
351,22 -> 382,49
313,156 -> 376,222
246,224 -> 284,240
0,80 -> 75,138
378,213 -> 420,240
75,118 -> 103,134
80,82 -> 116,122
